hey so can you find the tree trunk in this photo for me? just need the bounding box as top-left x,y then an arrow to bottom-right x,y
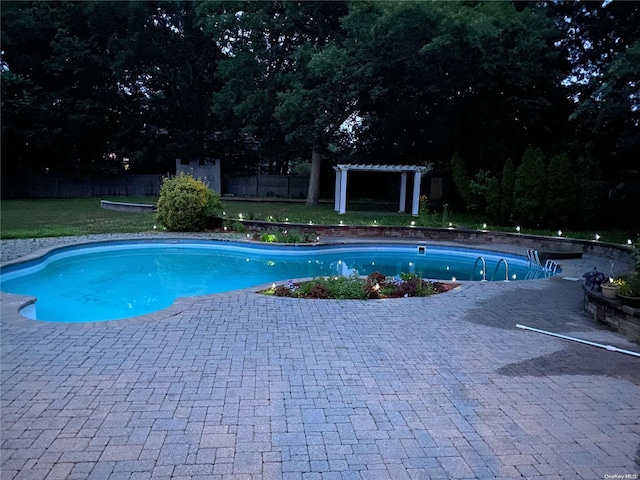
306,148 -> 322,206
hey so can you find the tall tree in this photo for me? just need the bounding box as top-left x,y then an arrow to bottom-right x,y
549,1 -> 640,175
1,2 -> 129,175
197,1 -> 349,204
1,1 -> 224,176
514,146 -> 547,226
111,1 -> 224,173
331,1 -> 570,172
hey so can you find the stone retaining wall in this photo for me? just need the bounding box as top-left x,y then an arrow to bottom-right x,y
239,220 -> 633,262
100,200 -> 156,212
583,286 -> 640,343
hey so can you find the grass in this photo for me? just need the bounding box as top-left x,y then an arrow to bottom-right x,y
0,198 -> 157,239
0,197 -> 633,244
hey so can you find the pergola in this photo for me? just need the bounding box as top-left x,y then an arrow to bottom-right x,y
333,164 -> 429,216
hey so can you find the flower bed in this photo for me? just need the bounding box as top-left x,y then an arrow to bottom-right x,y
261,272 -> 459,300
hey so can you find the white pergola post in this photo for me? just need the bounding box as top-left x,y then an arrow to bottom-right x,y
339,169 -> 348,214
411,170 -> 422,216
399,172 -> 407,213
334,168 -> 341,211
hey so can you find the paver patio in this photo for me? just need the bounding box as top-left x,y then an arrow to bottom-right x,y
1,235 -> 639,479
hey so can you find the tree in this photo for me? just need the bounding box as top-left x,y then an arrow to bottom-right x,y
274,40 -> 359,205
485,176 -> 501,224
545,154 -> 580,227
110,2 -> 224,173
500,158 -> 516,224
1,2 -> 129,175
549,1 -> 640,175
197,1 -> 350,203
514,146 -> 547,226
450,153 -> 472,211
1,1 -> 225,176
332,1 -> 570,172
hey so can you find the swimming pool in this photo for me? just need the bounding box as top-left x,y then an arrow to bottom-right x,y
0,240 -> 552,322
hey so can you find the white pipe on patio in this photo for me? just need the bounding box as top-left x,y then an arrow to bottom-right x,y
515,324 -> 640,358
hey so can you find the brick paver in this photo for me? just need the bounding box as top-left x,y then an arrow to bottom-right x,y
1,235 -> 639,479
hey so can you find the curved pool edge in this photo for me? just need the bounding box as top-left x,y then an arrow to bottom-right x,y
0,275 -> 478,329
0,233 -> 632,327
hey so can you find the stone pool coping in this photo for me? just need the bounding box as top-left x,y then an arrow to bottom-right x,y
0,232 -> 633,329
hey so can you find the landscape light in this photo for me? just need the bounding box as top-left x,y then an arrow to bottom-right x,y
451,276 -> 457,282
557,230 -> 563,237
339,220 -> 344,225
482,223 -> 487,230
316,236 -> 320,241
411,221 -> 416,226
153,225 -> 157,230
285,217 -> 289,222
238,213 -> 243,219
222,211 -> 226,216
595,233 -> 600,241
516,225 -> 521,232
246,233 -> 250,239
223,226 -> 227,231
272,282 -> 276,289
628,239 -> 633,245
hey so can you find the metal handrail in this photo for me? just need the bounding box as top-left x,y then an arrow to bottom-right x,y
490,258 -> 510,282
470,256 -> 487,281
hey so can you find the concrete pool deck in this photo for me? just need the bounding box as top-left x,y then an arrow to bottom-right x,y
1,234 -> 639,479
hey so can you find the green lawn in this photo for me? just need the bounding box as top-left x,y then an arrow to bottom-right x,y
0,197 -> 632,244
0,198 -> 157,239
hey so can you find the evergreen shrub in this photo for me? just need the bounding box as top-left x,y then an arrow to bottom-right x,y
157,173 -> 223,231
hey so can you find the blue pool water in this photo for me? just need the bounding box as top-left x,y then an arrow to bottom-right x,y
0,240 -> 551,322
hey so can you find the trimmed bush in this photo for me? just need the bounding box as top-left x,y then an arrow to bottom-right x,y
514,146 -> 547,226
156,173 -> 223,231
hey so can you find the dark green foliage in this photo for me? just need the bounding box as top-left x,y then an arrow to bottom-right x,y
260,229 -> 308,244
545,154 -> 580,227
468,171 -> 494,213
500,158 -> 516,223
485,176 -> 501,224
1,0 -> 638,234
617,274 -> 640,297
279,230 -> 308,244
450,153 -> 473,210
156,173 -> 222,231
267,272 -> 443,300
514,146 -> 547,226
296,275 -> 367,300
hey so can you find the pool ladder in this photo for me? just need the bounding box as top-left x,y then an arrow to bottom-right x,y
526,249 -> 560,274
470,256 -> 510,282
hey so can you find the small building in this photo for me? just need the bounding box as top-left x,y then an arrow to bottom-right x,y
175,158 -> 222,193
